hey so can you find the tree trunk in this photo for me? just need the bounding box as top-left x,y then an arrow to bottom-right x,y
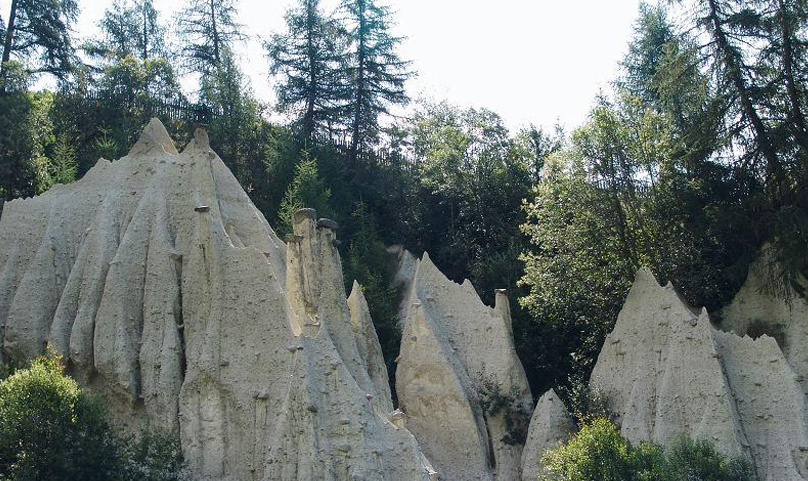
142,2 -> 148,60
778,0 -> 808,151
706,0 -> 788,202
350,0 -> 366,165
303,0 -> 317,142
210,0 -> 220,66
1,0 -> 20,93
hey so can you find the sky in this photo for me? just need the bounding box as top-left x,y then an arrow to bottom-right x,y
5,0 -> 644,132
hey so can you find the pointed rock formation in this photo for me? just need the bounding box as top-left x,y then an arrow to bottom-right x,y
396,252 -> 533,481
348,280 -> 394,413
520,389 -> 575,481
588,267 -> 808,481
720,245 -> 808,397
0,120 -> 433,481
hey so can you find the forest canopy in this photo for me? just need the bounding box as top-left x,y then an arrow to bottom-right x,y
0,0 -> 806,403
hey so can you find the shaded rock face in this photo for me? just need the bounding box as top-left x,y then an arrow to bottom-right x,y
395,252 -> 533,481
519,389 -> 575,481
0,119 -> 433,481
720,246 -> 808,397
589,268 -> 808,481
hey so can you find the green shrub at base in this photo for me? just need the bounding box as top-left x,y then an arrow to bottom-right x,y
0,356 -> 187,481
540,418 -> 757,481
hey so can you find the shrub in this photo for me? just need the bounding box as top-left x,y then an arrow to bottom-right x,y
0,356 -> 118,481
540,419 -> 757,481
0,355 -> 187,481
119,430 -> 188,481
665,437 -> 757,481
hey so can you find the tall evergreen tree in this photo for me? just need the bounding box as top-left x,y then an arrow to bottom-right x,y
86,0 -> 167,62
1,0 -> 79,91
340,0 -> 412,162
201,46 -> 264,183
266,0 -> 347,142
177,0 -> 245,74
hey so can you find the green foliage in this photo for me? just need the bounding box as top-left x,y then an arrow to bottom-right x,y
202,47 -> 266,186
479,380 -> 531,446
266,0 -> 347,141
176,0 -> 246,73
540,419 -> 757,481
118,431 -> 187,481
0,0 -> 79,90
340,0 -> 413,158
343,202 -> 402,389
278,151 -> 334,236
0,355 -> 187,481
85,0 -> 167,62
519,151 -> 635,397
0,356 -> 119,481
0,91 -> 60,200
40,134 -> 78,190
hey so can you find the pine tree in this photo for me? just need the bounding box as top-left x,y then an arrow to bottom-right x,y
86,0 -> 167,62
266,0 -> 348,142
340,0 -> 412,163
1,0 -> 79,91
201,46 -> 262,182
277,151 -> 333,235
177,0 -> 246,74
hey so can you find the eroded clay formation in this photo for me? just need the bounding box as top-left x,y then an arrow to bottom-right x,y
0,119 -> 434,481
394,251 -> 534,481
587,267 -> 808,481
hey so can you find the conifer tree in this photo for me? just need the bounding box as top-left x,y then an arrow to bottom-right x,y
177,0 -> 246,74
277,151 -> 333,235
1,0 -> 79,91
266,0 -> 347,142
340,0 -> 412,162
86,0 -> 167,62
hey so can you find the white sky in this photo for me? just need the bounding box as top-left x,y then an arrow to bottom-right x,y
5,0 -> 644,131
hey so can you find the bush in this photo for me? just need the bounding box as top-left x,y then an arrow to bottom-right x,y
540,419 -> 757,481
665,437 -> 757,481
0,355 -> 187,481
119,430 -> 188,481
0,356 -> 118,481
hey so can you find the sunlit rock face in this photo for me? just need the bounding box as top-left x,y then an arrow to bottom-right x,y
0,119 -> 434,481
395,252 -> 533,481
519,389 -> 575,481
589,268 -> 808,481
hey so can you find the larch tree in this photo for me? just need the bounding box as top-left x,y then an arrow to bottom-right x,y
86,0 -> 167,62
340,0 -> 412,163
266,0 -> 348,142
177,0 -> 246,74
1,0 -> 79,92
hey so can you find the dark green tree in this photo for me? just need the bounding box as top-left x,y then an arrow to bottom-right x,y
85,0 -> 167,62
0,91 -> 53,199
277,151 -> 334,235
266,0 -> 348,142
0,0 -> 79,91
202,47 -> 253,173
177,0 -> 246,74
340,0 -> 412,162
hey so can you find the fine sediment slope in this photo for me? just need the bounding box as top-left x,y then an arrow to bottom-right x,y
588,268 -> 808,481
0,119 -> 434,481
520,389 -> 575,481
396,252 -> 533,481
720,246 -> 808,398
